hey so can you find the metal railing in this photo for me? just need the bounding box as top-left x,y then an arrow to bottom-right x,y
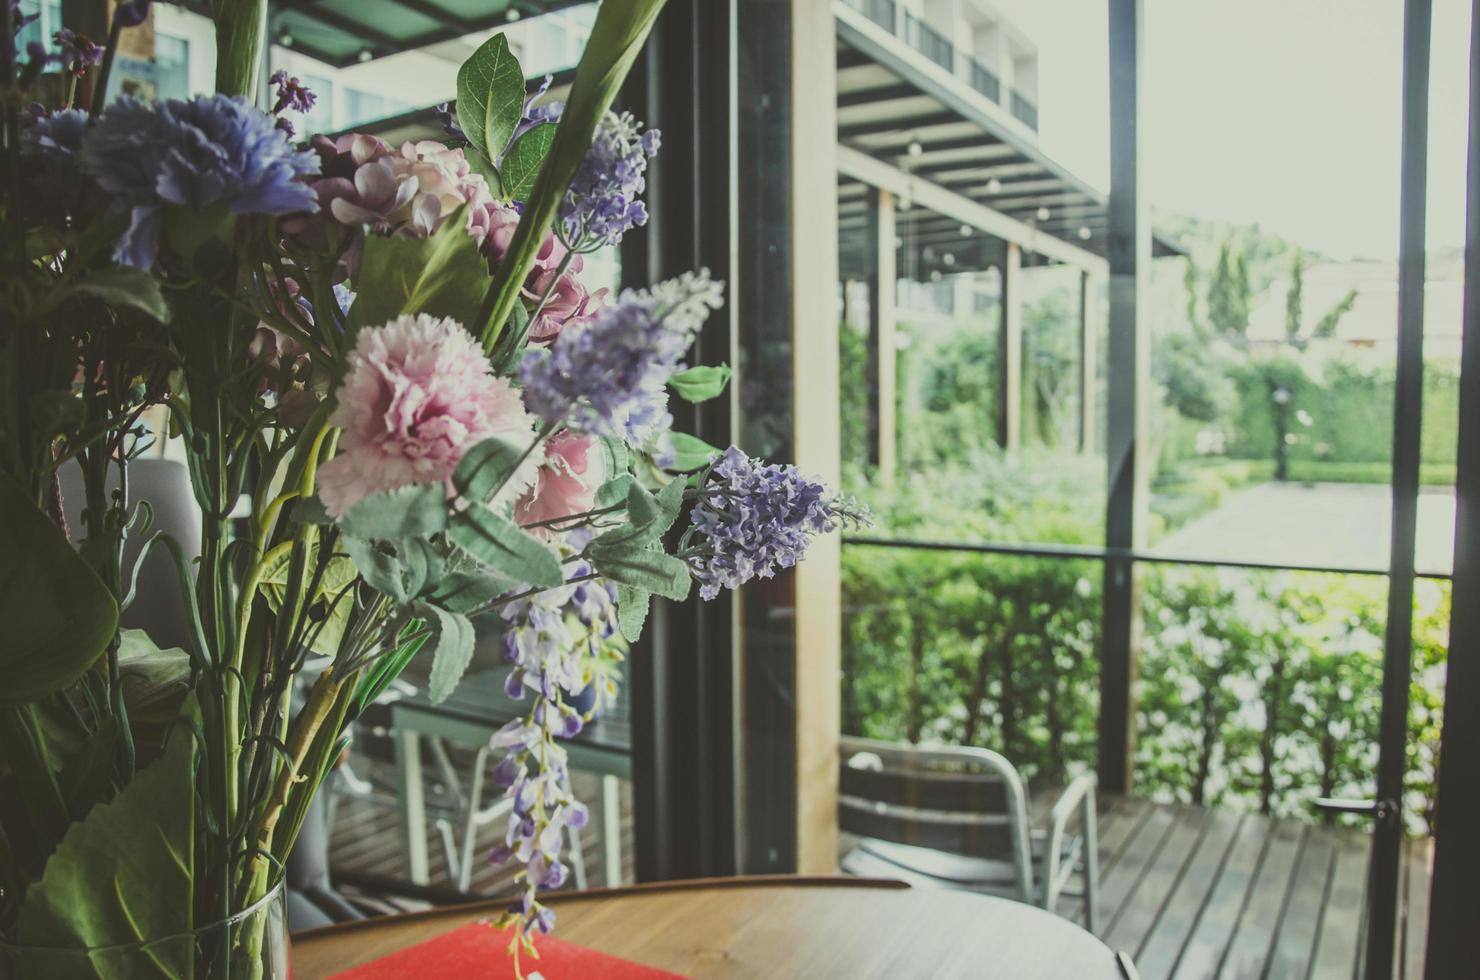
845,0 -> 897,33
903,12 -> 955,72
967,57 -> 1001,103
1010,90 -> 1039,130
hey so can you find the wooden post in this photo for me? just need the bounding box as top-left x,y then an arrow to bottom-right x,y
1098,0 -> 1149,796
1079,269 -> 1099,453
996,241 -> 1023,452
867,188 -> 898,483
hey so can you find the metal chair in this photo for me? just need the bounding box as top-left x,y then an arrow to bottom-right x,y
838,734 -> 1100,931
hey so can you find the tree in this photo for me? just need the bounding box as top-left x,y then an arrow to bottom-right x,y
1183,255 -> 1201,331
1312,287 -> 1358,340
1207,241 -> 1252,339
1285,249 -> 1305,343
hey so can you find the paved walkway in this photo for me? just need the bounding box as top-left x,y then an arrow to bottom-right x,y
1156,482 -> 1455,576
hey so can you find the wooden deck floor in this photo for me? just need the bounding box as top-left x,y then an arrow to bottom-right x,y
1085,796 -> 1433,980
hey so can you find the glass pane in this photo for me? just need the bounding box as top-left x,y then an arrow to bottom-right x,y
1143,3 -> 1405,569
842,549 -> 1101,786
836,1 -> 1109,548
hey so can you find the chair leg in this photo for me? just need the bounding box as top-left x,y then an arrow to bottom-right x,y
456,746 -> 489,892
1085,798 -> 1101,935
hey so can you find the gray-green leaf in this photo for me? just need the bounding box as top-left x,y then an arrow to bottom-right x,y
338,483 -> 448,541
417,603 -> 478,703
667,432 -> 723,473
588,541 -> 691,601
449,506 -> 563,587
616,583 -> 651,642
453,437 -> 527,505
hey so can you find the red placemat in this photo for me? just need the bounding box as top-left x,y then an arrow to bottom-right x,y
326,920 -> 691,980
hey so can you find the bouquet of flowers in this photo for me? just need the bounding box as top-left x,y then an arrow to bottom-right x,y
0,0 -> 864,975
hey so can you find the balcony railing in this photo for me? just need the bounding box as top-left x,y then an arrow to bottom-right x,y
845,0 -> 897,33
903,12 -> 955,73
967,57 -> 1001,103
1010,90 -> 1039,130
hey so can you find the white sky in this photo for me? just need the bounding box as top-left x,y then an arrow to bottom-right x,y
993,0 -> 1472,260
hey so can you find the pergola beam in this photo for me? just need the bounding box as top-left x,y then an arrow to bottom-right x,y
838,144 -> 1108,274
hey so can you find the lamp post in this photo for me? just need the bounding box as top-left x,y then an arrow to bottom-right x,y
1271,384 -> 1292,482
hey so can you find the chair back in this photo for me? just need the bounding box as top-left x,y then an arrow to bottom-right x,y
838,735 -> 1033,893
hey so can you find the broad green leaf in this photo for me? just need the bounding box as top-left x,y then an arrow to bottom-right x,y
341,537 -> 434,606
16,720 -> 194,972
338,483 -> 448,540
588,540 -> 691,601
477,0 -> 666,350
416,603 -> 478,704
616,583 -> 651,643
669,364 -> 732,403
667,432 -> 723,473
453,437 -> 528,504
258,542 -> 360,657
448,506 -> 563,587
595,476 -> 686,550
345,207 -> 492,339
499,123 -> 557,202
70,266 -> 171,322
595,474 -> 635,509
626,480 -> 663,529
456,33 -> 526,170
117,628 -> 192,726
0,472 -> 118,705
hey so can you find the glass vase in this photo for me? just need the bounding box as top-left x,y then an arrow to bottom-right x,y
0,876 -> 289,980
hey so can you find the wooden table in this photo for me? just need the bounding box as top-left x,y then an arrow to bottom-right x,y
292,876 -> 1130,979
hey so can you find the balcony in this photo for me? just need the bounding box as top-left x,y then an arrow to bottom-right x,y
1011,89 -> 1040,129
848,0 -> 897,34
967,56 -> 1002,103
903,11 -> 955,73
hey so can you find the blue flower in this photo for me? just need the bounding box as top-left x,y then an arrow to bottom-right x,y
519,270 -> 723,449
558,109 -> 657,247
81,95 -> 321,268
53,29 -> 102,74
686,448 -> 870,600
20,108 -> 89,215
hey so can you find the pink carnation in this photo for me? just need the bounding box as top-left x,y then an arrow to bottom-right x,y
514,430 -> 602,533
318,314 -> 542,518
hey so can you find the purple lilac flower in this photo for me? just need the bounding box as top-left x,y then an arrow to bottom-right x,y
519,270 -> 723,449
113,0 -> 153,29
558,109 -> 657,247
686,447 -> 869,600
269,69 -> 316,115
433,102 -> 465,142
488,550 -> 618,937
81,95 -> 320,268
53,29 -> 101,74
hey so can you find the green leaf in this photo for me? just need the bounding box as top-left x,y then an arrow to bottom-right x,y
342,537 -> 444,606
338,483 -> 448,540
595,475 -> 635,509
16,721 -> 194,972
588,540 -> 691,601
615,583 -> 651,643
70,266 -> 171,322
499,123 -> 557,202
354,628 -> 430,715
453,437 -> 527,504
669,364 -> 732,403
0,472 -> 118,705
427,564 -> 516,614
345,207 -> 493,339
456,33 -> 526,169
258,544 -> 360,657
667,432 -> 723,473
625,480 -> 663,529
27,390 -> 84,441
416,603 -> 478,703
117,629 -> 192,727
448,506 -> 563,587
600,436 -> 630,477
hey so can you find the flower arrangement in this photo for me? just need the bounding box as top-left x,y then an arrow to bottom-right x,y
0,0 -> 864,976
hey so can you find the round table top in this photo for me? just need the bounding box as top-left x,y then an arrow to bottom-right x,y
291,876 -> 1125,979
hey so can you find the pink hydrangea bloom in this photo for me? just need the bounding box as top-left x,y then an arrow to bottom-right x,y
327,139 -> 493,237
475,200 -> 571,272
513,430 -> 602,533
318,313 -> 542,517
